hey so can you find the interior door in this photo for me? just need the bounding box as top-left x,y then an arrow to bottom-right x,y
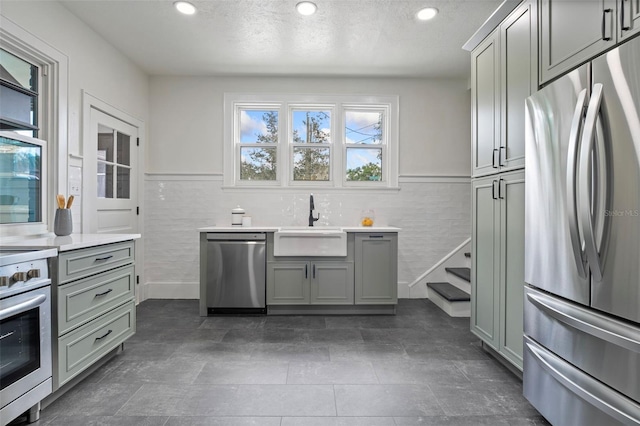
85,107 -> 138,234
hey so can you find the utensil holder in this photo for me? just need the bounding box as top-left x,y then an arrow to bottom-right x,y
54,209 -> 73,236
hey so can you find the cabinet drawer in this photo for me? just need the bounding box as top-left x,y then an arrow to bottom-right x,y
58,241 -> 135,284
58,265 -> 135,335
57,300 -> 135,387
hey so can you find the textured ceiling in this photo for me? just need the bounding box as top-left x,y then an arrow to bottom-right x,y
60,0 -> 502,78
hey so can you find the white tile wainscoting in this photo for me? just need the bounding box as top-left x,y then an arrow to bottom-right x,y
143,174 -> 471,300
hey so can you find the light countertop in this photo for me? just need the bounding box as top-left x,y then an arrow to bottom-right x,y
0,233 -> 141,252
198,226 -> 401,233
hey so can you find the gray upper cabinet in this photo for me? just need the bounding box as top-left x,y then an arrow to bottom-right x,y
354,233 -> 398,305
619,0 -> 640,40
539,0 -> 620,84
472,32 -> 500,177
472,1 -> 536,177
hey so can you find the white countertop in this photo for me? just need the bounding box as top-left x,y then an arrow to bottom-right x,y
198,226 -> 401,233
0,233 -> 141,252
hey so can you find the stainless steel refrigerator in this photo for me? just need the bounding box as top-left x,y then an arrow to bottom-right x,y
524,37 -> 640,425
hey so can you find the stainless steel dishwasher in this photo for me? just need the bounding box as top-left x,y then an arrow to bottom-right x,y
201,233 -> 266,315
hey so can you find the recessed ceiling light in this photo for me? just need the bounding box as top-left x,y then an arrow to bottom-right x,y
296,1 -> 317,16
416,7 -> 438,21
174,1 -> 196,15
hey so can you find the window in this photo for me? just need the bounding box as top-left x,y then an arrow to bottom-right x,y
0,48 -> 39,136
224,94 -> 398,189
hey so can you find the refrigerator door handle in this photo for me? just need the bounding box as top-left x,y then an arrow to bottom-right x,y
567,89 -> 589,278
579,83 -> 605,281
526,289 -> 640,353
525,338 -> 640,425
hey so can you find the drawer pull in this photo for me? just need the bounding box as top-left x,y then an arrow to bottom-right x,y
95,329 -> 113,342
369,235 -> 384,239
95,289 -> 113,297
94,255 -> 114,262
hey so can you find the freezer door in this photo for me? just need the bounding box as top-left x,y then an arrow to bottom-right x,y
524,67 -> 590,304
590,38 -> 640,323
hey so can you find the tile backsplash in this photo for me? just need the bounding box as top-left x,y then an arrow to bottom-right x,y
143,175 -> 471,299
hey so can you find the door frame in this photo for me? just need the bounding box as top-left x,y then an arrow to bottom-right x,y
82,90 -> 145,302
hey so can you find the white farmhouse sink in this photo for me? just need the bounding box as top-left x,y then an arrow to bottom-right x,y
274,227 -> 347,257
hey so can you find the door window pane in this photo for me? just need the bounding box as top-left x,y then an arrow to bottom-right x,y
98,131 -> 114,163
240,110 -> 278,143
292,110 -> 331,144
293,147 -> 330,181
97,163 -> 113,198
117,132 -> 130,166
346,148 -> 382,181
240,147 -> 277,181
345,111 -> 383,145
117,167 -> 130,199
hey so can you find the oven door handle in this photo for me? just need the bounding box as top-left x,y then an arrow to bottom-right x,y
0,294 -> 47,321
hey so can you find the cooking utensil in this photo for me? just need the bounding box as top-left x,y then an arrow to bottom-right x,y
57,194 -> 66,209
66,195 -> 74,209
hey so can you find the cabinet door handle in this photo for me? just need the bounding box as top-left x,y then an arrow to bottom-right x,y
621,0 -> 630,30
492,180 -> 498,200
602,8 -> 613,40
498,178 -> 505,200
95,329 -> 112,342
95,255 -> 113,262
492,149 -> 499,168
312,264 -> 316,279
305,264 -> 308,279
499,146 -> 507,166
95,288 -> 113,297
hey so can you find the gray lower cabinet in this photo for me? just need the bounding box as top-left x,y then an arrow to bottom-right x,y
267,260 -> 354,305
539,0 -> 640,84
472,171 -> 525,370
54,240 -> 136,389
354,233 -> 398,305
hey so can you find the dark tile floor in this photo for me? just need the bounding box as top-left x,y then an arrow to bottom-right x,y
13,299 -> 550,426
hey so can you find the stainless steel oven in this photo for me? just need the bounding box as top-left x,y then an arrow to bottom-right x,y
0,248 -> 56,426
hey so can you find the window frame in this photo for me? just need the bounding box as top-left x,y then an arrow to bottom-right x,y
223,93 -> 399,190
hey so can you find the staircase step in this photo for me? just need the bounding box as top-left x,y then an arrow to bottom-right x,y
426,282 -> 470,302
464,252 -> 471,258
446,267 -> 470,282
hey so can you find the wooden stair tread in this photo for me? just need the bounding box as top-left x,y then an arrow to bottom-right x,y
426,282 -> 470,302
445,267 -> 470,282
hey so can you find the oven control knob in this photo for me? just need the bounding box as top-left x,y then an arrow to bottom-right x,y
0,276 -> 8,286
12,271 -> 27,282
27,269 -> 41,279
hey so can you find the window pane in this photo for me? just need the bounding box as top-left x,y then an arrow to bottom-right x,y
345,111 -> 383,145
346,148 -> 382,181
117,167 -> 130,199
97,163 -> 113,198
0,86 -> 36,130
292,110 -> 330,144
240,147 -> 277,180
0,136 -> 42,223
98,131 -> 114,163
117,132 -> 130,166
0,49 -> 37,91
240,110 -> 278,143
293,147 -> 330,181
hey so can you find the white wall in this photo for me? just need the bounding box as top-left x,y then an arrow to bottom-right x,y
145,76 -> 471,299
149,76 -> 470,176
1,1 -> 149,231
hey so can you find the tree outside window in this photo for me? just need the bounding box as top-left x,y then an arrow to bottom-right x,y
345,110 -> 383,182
239,109 -> 278,181
291,110 -> 331,181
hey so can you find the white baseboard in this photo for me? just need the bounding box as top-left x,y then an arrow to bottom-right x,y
145,282 -> 199,299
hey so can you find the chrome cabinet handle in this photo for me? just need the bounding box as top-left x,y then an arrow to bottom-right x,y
95,255 -> 113,262
567,89 -> 589,279
498,178 -> 505,200
579,83 -> 606,281
491,180 -> 498,200
492,149 -> 499,168
95,329 -> 113,342
499,146 -> 507,167
95,288 -> 113,297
